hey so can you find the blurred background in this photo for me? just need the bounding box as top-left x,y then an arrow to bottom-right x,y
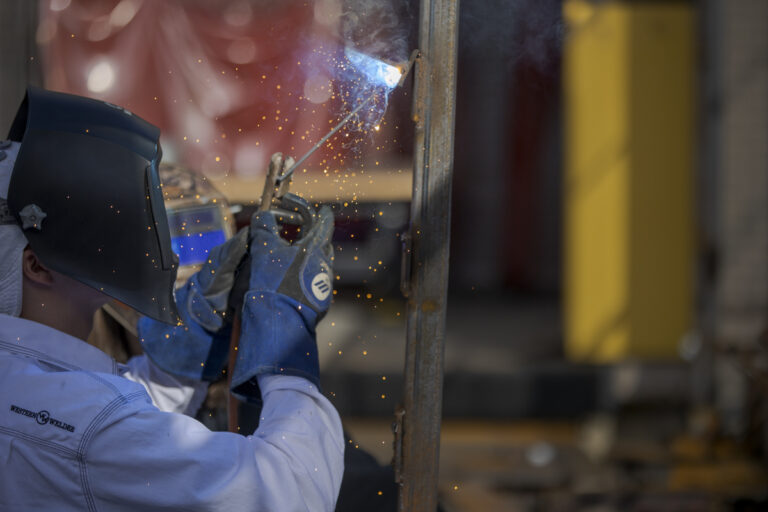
1,0 -> 767,510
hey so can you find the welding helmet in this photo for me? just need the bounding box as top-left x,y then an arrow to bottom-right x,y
6,87 -> 180,324
158,162 -> 236,288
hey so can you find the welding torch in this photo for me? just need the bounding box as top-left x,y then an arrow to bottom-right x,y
225,48 -> 418,433
276,48 -> 419,186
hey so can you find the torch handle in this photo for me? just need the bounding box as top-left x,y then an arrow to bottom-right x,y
227,152 -> 291,432
227,314 -> 242,432
226,247 -> 251,432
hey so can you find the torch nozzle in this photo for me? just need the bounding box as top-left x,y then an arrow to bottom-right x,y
397,49 -> 420,88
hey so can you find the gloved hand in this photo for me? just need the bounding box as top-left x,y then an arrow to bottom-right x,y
231,204 -> 334,395
138,228 -> 249,381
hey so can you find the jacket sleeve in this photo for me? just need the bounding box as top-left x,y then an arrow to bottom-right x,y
84,375 -> 344,512
118,354 -> 209,415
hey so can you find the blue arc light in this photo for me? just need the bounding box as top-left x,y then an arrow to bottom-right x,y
344,47 -> 402,89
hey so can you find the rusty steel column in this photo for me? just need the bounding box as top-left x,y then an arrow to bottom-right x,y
397,0 -> 459,510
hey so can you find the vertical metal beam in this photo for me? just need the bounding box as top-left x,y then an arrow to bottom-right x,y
398,0 -> 459,510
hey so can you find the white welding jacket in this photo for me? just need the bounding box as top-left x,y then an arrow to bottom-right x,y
0,313 -> 344,511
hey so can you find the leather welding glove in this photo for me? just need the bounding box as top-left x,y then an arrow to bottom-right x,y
138,228 -> 249,381
230,204 -> 334,397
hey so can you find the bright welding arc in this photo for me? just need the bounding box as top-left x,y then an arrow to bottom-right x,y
277,50 -> 417,184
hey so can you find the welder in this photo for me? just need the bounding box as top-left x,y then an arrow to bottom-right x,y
0,88 -> 343,511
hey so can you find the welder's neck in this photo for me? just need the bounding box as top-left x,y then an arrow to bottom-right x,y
20,293 -> 100,341
20,273 -> 107,341
20,301 -> 97,341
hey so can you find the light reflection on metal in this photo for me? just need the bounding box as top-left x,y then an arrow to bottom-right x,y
344,46 -> 402,89
86,60 -> 116,93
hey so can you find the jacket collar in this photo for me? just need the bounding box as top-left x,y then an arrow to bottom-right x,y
0,314 -> 117,374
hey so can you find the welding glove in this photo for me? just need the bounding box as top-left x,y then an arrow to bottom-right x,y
230,205 -> 334,396
138,228 -> 249,381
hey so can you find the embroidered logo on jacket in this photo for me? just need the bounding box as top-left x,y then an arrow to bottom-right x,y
10,405 -> 76,433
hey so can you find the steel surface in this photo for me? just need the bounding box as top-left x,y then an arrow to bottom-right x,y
398,0 -> 460,510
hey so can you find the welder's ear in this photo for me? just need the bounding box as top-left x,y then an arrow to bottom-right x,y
21,247 -> 54,286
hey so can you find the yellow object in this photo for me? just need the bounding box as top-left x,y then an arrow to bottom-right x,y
208,163 -> 412,204
563,0 -> 695,361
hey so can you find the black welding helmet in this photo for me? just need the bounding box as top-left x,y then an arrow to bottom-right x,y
6,87 -> 180,324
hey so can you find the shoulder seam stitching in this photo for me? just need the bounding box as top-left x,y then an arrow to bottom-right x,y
77,390 -> 147,512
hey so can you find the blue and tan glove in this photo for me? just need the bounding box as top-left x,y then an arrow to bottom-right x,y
230,204 -> 334,394
138,228 -> 249,381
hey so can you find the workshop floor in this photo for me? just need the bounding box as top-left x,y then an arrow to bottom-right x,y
343,417 -> 768,512
322,293 -> 768,511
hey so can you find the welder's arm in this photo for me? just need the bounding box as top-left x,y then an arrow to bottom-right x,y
230,207 -> 334,397
85,374 -> 344,512
118,354 -> 209,415
138,229 -> 249,382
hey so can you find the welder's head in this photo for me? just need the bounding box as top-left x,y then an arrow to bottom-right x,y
1,88 -> 180,324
